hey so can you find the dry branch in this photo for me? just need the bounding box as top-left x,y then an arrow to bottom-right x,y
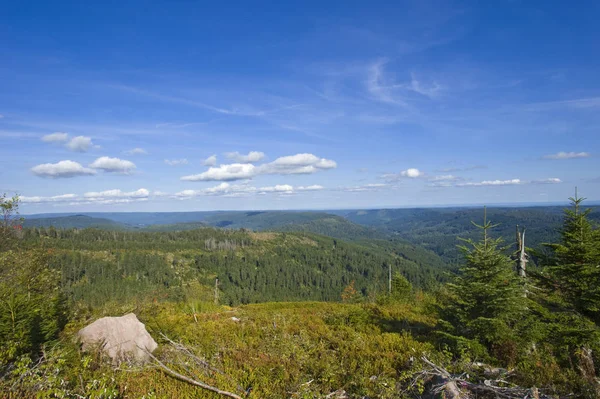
418,357 -> 547,399
144,349 -> 244,399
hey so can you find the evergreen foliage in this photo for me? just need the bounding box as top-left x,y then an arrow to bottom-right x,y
544,193 -> 600,321
444,209 -> 527,354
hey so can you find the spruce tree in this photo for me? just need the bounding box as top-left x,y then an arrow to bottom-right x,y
545,192 -> 600,321
447,208 -> 526,348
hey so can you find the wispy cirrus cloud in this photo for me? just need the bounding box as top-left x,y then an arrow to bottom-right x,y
436,165 -> 486,173
174,182 -> 325,198
41,132 -> 69,143
542,151 -> 590,160
21,188 -> 151,205
454,178 -> 562,187
341,183 -> 389,192
125,147 -> 148,155
164,158 -> 189,166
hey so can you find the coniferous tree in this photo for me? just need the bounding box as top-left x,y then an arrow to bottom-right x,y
446,209 -> 526,350
545,193 -> 600,321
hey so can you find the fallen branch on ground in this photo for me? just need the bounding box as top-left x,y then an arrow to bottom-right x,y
416,357 -> 547,399
143,348 -> 244,399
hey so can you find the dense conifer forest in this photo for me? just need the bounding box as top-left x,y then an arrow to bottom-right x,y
3,194 -> 600,398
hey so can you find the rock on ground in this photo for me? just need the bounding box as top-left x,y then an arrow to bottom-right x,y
77,313 -> 158,363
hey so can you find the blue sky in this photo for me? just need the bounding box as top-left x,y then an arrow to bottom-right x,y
1,0 -> 599,212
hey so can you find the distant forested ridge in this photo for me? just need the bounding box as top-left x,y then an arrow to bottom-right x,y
20,227 -> 445,307
24,205 -> 600,269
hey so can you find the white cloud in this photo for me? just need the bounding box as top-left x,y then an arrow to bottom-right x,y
202,154 -> 217,166
41,132 -> 69,143
181,163 -> 256,182
21,188 -> 151,205
84,188 -> 149,199
181,153 -> 336,182
382,168 -> 424,181
258,153 -> 337,175
165,158 -> 189,166
90,157 -> 136,173
66,136 -> 94,152
430,175 -> 459,181
259,184 -> 294,193
297,185 -> 324,191
20,193 -> 77,203
543,151 -> 590,160
436,165 -> 486,173
174,182 -> 323,198
457,179 -> 522,187
531,178 -> 562,184
225,151 -> 265,163
402,168 -> 424,178
31,160 -> 96,178
342,183 -> 389,192
125,148 -> 148,155
398,73 -> 443,99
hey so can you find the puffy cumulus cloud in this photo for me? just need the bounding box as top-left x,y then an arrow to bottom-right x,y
202,154 -> 217,166
401,168 -> 424,178
382,168 -> 424,181
41,132 -> 69,143
19,188 -> 151,206
31,160 -> 96,178
181,153 -> 336,182
165,158 -> 189,166
181,163 -> 256,182
543,151 -> 590,160
90,157 -> 136,173
225,151 -> 265,163
66,136 -> 94,152
258,153 -> 337,175
125,148 -> 147,155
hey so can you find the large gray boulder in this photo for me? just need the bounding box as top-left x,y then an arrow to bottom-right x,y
77,313 -> 158,363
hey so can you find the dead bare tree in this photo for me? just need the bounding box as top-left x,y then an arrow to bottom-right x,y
515,225 -> 529,279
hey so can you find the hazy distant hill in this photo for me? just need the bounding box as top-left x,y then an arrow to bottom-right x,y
24,205 -> 600,267
23,215 -> 126,230
339,206 -> 600,265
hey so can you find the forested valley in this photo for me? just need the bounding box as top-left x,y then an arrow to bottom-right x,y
2,194 -> 600,398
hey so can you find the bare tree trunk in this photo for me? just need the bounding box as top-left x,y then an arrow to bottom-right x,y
214,278 -> 219,305
515,225 -> 528,278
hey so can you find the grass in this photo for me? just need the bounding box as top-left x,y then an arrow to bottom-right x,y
20,300 -> 443,399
